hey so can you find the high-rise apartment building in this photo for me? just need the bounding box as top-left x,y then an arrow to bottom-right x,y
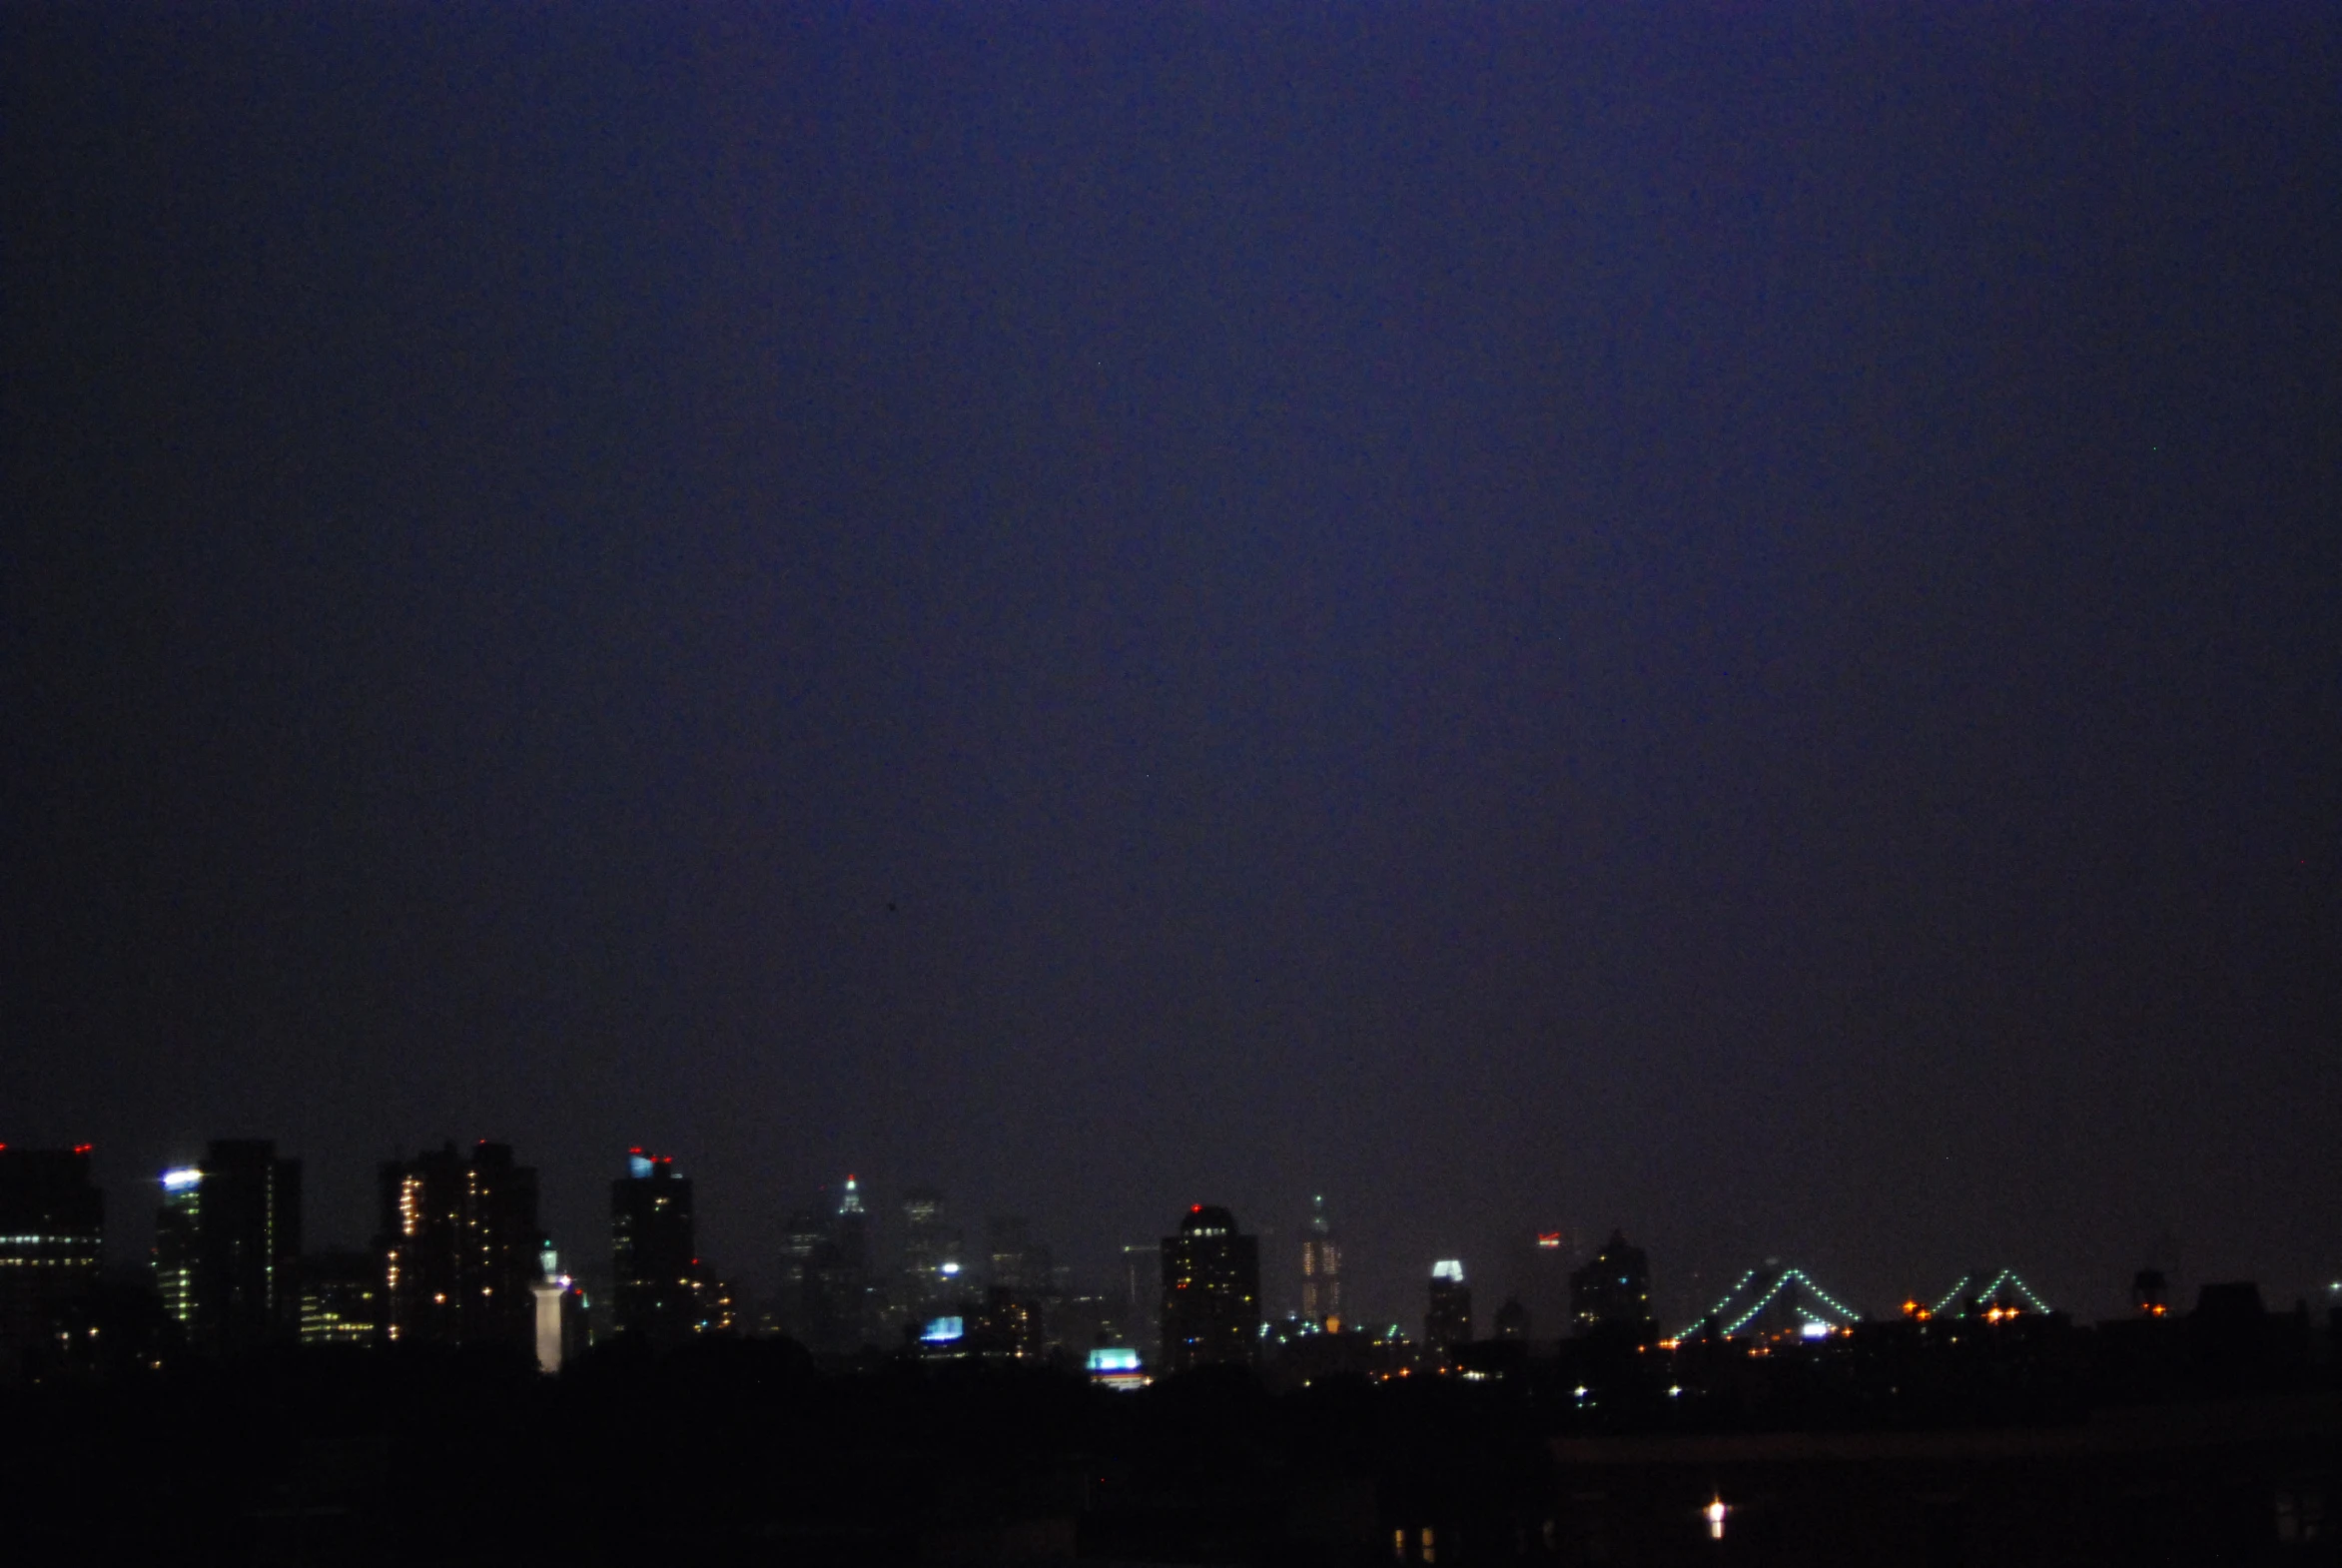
299,1249 -> 384,1346
150,1140 -> 303,1356
379,1142 -> 540,1349
1570,1229 -> 1654,1341
611,1150 -> 697,1344
1160,1204 -> 1260,1373
1299,1194 -> 1342,1330
0,1145 -> 103,1368
1425,1259 -> 1473,1352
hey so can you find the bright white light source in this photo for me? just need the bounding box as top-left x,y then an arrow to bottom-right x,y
940,1261 -> 960,1276
1431,1259 -> 1465,1282
162,1170 -> 202,1190
1801,1319 -> 1833,1339
1705,1497 -> 1729,1540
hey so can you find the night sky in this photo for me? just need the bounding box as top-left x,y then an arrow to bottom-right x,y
7,3 -> 2338,1333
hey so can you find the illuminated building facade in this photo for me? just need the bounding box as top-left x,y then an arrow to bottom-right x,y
1570,1229 -> 1654,1341
610,1151 -> 696,1344
1160,1204 -> 1260,1373
1425,1259 -> 1473,1353
150,1140 -> 303,1356
0,1145 -> 104,1368
298,1249 -> 384,1346
378,1142 -> 540,1349
1300,1194 -> 1342,1330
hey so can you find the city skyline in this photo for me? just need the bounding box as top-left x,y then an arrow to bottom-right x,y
6,1134 -> 2329,1340
9,5 -> 2337,1359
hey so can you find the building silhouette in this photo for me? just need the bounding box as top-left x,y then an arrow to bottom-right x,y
829,1175 -> 870,1330
987,1214 -> 1054,1295
899,1185 -> 963,1320
776,1201 -> 835,1347
379,1141 -> 540,1349
1493,1295 -> 1531,1339
1571,1228 -> 1654,1341
1425,1259 -> 1473,1353
1117,1241 -> 1159,1366
151,1140 -> 303,1356
610,1150 -> 697,1344
1160,1204 -> 1260,1373
0,1145 -> 103,1370
776,1176 -> 872,1354
1299,1194 -> 1342,1330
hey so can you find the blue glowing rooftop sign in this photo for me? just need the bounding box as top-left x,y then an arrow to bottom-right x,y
1087,1346 -> 1141,1372
921,1316 -> 965,1343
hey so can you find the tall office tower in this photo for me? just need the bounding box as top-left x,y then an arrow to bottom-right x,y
611,1150 -> 697,1344
1570,1229 -> 1655,1341
986,1215 -> 1052,1296
776,1202 -> 833,1347
379,1142 -> 541,1349
899,1186 -> 963,1316
299,1249 -> 384,1346
150,1140 -> 304,1356
0,1145 -> 104,1367
776,1178 -> 872,1354
1160,1204 -> 1261,1374
1425,1259 -> 1473,1352
987,1215 -> 1032,1290
827,1176 -> 871,1345
1299,1194 -> 1342,1330
155,1168 -> 202,1330
832,1176 -> 869,1275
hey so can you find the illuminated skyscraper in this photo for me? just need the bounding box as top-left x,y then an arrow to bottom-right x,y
379,1142 -> 540,1349
1425,1259 -> 1473,1352
0,1145 -> 103,1368
1299,1194 -> 1342,1330
828,1176 -> 872,1345
150,1140 -> 303,1356
611,1150 -> 697,1345
1570,1229 -> 1654,1341
1160,1204 -> 1260,1373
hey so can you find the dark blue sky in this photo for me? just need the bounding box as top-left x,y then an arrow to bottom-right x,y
7,3 -> 2338,1330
